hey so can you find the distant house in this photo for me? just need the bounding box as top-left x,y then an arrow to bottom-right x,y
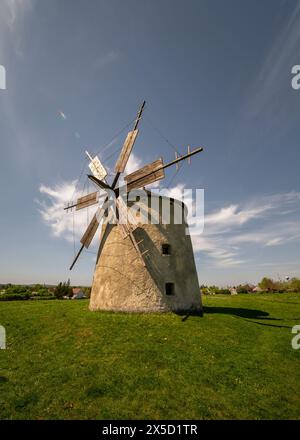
72,288 -> 86,300
229,287 -> 238,295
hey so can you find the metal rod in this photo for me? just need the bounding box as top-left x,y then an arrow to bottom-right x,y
64,203 -> 76,211
125,147 -> 204,190
64,192 -> 106,211
133,100 -> 146,131
162,147 -> 203,171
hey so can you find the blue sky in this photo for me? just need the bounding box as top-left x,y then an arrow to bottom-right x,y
0,0 -> 299,286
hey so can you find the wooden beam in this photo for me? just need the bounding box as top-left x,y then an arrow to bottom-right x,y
116,197 -> 138,232
88,175 -> 113,191
64,192 -> 106,211
124,158 -> 165,191
69,244 -> 84,270
114,129 -> 139,173
128,231 -> 146,266
75,192 -> 99,211
124,147 -> 203,191
80,213 -> 100,248
162,147 -> 203,171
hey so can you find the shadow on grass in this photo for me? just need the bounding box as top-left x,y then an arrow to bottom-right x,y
177,306 -> 270,320
180,306 -> 292,329
203,306 -> 270,319
244,320 -> 292,329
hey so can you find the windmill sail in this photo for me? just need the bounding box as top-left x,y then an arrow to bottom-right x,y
80,213 -> 100,248
66,101 -> 205,272
75,192 -> 99,211
86,151 -> 107,181
114,130 -> 139,173
68,101 -> 147,270
124,158 -> 165,191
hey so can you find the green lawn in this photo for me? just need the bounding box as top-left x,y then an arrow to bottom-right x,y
0,293 -> 299,419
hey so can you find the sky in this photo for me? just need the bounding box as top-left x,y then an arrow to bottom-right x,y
0,0 -> 300,286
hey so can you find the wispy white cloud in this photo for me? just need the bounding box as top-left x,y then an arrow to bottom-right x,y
37,151 -> 177,247
256,1 -> 300,96
0,0 -> 36,167
36,152 -> 144,246
36,181 -> 100,246
0,0 -> 35,56
194,191 -> 300,267
253,4 -> 300,113
124,152 -> 143,175
38,145 -> 300,270
0,0 -> 34,31
231,219 -> 300,247
229,2 -> 300,157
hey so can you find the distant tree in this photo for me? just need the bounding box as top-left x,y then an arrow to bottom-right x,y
209,285 -> 220,294
218,289 -> 231,295
6,285 -> 30,295
54,281 -> 72,299
81,287 -> 91,298
54,282 -> 63,299
200,285 -> 210,295
289,278 -> 300,293
258,277 -> 276,292
273,280 -> 286,293
237,284 -> 253,294
31,284 -> 43,291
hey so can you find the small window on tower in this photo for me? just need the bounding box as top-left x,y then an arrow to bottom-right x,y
162,244 -> 171,255
165,283 -> 175,296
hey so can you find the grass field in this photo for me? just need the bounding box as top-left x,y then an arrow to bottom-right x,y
0,293 -> 300,420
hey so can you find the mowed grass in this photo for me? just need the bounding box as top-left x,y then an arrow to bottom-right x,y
0,294 -> 300,420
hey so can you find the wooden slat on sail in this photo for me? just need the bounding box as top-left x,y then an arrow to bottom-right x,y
80,202 -> 107,248
124,158 -> 165,191
88,155 -> 107,180
80,213 -> 99,248
114,129 -> 139,173
75,192 -> 99,211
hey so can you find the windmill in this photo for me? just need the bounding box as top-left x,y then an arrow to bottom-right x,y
65,101 -> 204,312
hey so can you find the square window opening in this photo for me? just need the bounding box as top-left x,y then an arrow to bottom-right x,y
165,283 -> 175,296
162,244 -> 171,255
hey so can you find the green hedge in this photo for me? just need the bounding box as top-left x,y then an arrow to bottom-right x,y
0,294 -> 58,301
0,293 -> 31,301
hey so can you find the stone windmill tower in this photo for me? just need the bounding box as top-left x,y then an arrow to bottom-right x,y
66,101 -> 203,312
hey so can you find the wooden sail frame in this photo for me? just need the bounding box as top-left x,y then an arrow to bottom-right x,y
66,100 -> 204,270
